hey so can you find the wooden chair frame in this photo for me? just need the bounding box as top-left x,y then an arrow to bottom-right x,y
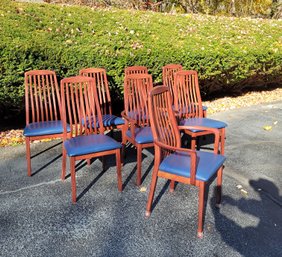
121,73 -> 154,186
79,68 -> 125,148
146,86 -> 224,238
162,63 -> 183,104
61,76 -> 122,203
174,70 -> 225,153
24,70 -> 66,176
124,66 -> 148,76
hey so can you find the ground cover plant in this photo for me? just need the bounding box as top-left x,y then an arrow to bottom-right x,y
0,0 -> 281,120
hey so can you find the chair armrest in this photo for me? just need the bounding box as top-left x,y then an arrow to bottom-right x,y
121,110 -> 139,140
178,125 -> 220,154
154,141 -> 197,185
121,110 -> 136,124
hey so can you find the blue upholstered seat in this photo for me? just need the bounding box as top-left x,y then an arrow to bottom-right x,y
180,118 -> 227,132
82,114 -> 124,128
126,127 -> 153,144
64,134 -> 122,157
159,151 -> 226,182
101,114 -> 124,127
23,120 -> 70,137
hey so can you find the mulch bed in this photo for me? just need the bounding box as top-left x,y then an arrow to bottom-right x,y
1,88 -> 281,147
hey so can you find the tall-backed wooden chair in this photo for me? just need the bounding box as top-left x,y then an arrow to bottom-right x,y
124,66 -> 148,76
121,73 -> 154,186
162,64 -> 207,117
162,64 -> 182,104
23,70 -> 70,177
60,76 -> 122,203
79,68 -> 125,132
174,70 -> 227,153
146,86 -> 225,238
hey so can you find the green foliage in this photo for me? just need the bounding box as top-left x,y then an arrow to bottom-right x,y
0,0 -> 281,116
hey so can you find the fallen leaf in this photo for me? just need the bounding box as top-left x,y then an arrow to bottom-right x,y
263,125 -> 272,131
140,187 -> 147,192
240,189 -> 248,197
236,185 -> 243,189
273,121 -> 278,125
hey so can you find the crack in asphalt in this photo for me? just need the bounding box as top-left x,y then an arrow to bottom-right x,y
0,179 -> 64,195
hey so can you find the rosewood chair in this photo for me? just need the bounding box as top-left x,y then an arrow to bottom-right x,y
174,70 -> 227,153
60,76 -> 122,203
162,64 -> 183,104
79,68 -> 125,131
146,86 -> 225,238
23,70 -> 70,176
162,64 -> 207,117
121,73 -> 154,186
124,66 -> 148,76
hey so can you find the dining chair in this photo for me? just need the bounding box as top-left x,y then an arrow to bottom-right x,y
162,64 -> 207,117
174,70 -> 227,153
79,68 -> 125,131
146,86 -> 226,238
162,63 -> 182,104
124,66 -> 148,76
60,76 -> 122,203
23,70 -> 70,177
121,73 -> 154,186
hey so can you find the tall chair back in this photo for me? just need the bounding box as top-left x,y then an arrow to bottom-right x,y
79,68 -> 111,116
25,70 -> 61,124
174,70 -> 203,119
123,73 -> 153,126
61,76 -> 104,138
149,86 -> 181,151
124,66 -> 148,76
162,64 -> 182,103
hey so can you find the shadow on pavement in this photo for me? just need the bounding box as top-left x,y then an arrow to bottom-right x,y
212,178 -> 282,257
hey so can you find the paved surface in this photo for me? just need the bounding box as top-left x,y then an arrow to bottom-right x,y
0,102 -> 281,257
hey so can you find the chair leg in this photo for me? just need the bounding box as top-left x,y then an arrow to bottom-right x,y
87,159 -> 91,166
121,126 -> 127,161
116,149 -> 122,191
169,180 -> 175,192
220,128 -> 225,155
61,145 -> 67,180
197,182 -> 206,238
136,144 -> 142,186
145,166 -> 159,217
191,136 -> 196,150
216,167 -> 223,208
70,157 -> 77,203
25,137 -> 31,177
102,156 -> 106,171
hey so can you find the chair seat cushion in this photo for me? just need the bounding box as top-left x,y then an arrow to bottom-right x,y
126,127 -> 153,144
102,114 -> 124,127
23,120 -> 70,137
159,151 -> 226,182
64,134 -> 121,157
82,114 -> 124,128
180,118 -> 227,132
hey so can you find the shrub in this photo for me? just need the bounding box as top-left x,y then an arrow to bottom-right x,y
0,0 -> 281,117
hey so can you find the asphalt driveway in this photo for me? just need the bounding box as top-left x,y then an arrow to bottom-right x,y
0,101 -> 281,257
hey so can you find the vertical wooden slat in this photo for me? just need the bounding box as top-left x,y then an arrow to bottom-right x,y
46,74 -> 53,121
33,75 -> 40,122
29,76 -> 35,124
42,74 -> 48,121
25,74 -> 30,125
66,82 -> 73,136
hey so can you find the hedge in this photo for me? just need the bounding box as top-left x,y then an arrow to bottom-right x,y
0,0 -> 281,117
